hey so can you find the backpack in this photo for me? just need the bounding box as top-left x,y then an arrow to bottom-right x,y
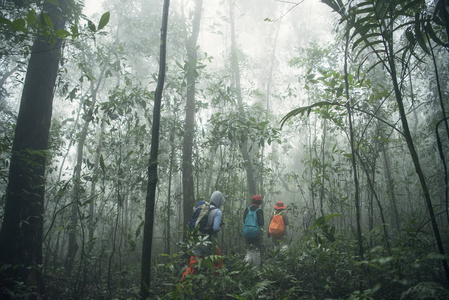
268,211 -> 285,238
242,207 -> 260,238
188,201 -> 216,235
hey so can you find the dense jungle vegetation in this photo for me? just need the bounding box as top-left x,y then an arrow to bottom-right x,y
1,0 -> 449,299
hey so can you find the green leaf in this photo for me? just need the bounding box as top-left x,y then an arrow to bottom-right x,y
352,32 -> 381,51
97,12 -> 110,30
54,29 -> 71,38
88,20 -> 96,32
0,17 -> 13,27
414,12 -> 430,54
43,13 -> 53,29
425,23 -> 447,47
405,27 -> 415,45
27,10 -> 37,26
355,40 -> 385,60
175,61 -> 184,70
325,213 -> 340,223
70,24 -> 79,37
100,154 -> 106,172
12,18 -> 26,32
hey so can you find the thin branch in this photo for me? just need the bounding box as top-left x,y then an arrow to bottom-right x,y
272,0 -> 306,22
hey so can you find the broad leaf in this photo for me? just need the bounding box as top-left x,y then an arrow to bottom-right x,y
97,12 -> 110,30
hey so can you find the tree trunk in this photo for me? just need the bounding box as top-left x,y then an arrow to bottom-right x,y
141,0 -> 169,298
319,118 -> 327,217
88,118 -> 106,253
381,142 -> 400,235
166,129 -> 175,255
0,0 -> 68,298
182,0 -> 203,238
343,27 -> 363,261
228,0 -> 256,197
389,55 -> 449,284
65,72 -> 103,275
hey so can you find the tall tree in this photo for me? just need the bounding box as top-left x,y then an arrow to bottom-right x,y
141,0 -> 170,298
65,64 -> 106,275
228,0 -> 256,197
0,0 -> 69,297
321,0 -> 449,283
343,22 -> 363,263
182,0 -> 203,238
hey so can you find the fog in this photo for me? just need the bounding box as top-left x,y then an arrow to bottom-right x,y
1,0 -> 448,298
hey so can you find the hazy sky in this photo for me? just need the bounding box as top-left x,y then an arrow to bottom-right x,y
83,0 -> 104,16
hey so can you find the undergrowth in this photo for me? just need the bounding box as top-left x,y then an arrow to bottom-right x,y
41,215 -> 449,299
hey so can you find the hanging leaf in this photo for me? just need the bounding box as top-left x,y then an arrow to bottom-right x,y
97,12 -> 110,31
414,12 -> 430,54
425,22 -> 447,47
27,9 -> 37,27
87,19 -> 96,32
43,13 -> 53,29
100,154 -> 106,172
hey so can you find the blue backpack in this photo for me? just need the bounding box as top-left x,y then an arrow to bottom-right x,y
242,207 -> 260,238
188,201 -> 216,235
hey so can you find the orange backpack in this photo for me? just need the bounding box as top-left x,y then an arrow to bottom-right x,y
268,211 -> 285,238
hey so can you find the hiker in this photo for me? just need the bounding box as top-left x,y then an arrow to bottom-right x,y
267,201 -> 289,249
182,191 -> 226,279
242,195 -> 264,267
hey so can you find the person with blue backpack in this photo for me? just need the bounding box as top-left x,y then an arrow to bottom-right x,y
242,195 -> 264,267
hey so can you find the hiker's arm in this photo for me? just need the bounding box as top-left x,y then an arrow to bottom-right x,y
213,210 -> 223,232
258,209 -> 264,227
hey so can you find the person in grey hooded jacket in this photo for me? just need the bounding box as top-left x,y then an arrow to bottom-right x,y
192,190 -> 226,256
182,191 -> 226,279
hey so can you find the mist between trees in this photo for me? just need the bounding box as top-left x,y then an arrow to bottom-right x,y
0,0 -> 449,299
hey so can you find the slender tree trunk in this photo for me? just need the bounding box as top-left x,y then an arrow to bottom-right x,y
390,62 -> 449,285
426,32 -> 449,225
381,142 -> 400,234
343,27 -> 363,261
65,73 -> 103,274
0,1 -> 68,298
319,118 -> 327,217
141,1 -> 169,298
228,0 -> 256,197
309,118 -> 316,217
182,0 -> 203,238
358,151 -> 391,253
166,129 -> 175,255
386,25 -> 449,283
89,118 -> 106,252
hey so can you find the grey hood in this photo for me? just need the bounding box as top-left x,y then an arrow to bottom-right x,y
210,191 -> 225,208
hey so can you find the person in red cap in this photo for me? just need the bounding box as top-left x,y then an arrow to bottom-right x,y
242,195 -> 264,267
267,201 -> 289,249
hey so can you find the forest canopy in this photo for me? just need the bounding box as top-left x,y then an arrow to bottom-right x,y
0,0 -> 449,299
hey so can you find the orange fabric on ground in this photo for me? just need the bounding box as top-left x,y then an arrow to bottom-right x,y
181,246 -> 223,279
214,246 -> 223,269
182,255 -> 201,279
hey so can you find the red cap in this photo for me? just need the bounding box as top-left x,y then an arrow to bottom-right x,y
274,201 -> 286,210
252,195 -> 262,201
